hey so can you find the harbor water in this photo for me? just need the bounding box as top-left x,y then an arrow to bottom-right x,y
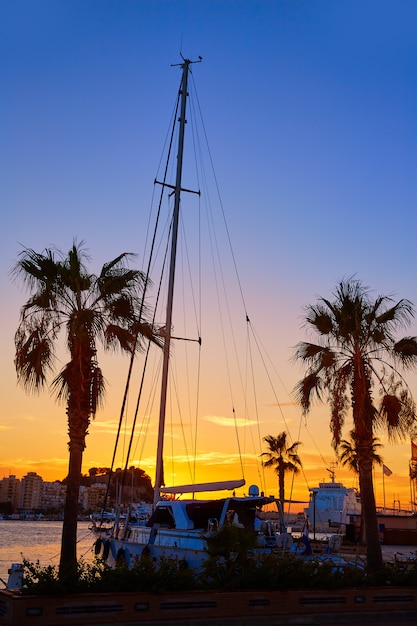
0,520 -> 95,586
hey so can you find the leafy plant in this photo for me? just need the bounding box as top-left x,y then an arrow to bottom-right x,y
19,551 -> 417,596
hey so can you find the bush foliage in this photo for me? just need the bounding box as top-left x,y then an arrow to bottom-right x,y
20,554 -> 417,596
18,526 -> 417,595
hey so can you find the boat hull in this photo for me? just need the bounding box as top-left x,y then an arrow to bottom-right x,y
99,528 -> 210,570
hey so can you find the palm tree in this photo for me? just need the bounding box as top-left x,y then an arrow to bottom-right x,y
339,430 -> 383,545
293,278 -> 417,574
261,432 -> 302,511
12,241 -> 161,584
339,430 -> 383,474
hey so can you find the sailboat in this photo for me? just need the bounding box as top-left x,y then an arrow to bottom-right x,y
91,57 -> 282,569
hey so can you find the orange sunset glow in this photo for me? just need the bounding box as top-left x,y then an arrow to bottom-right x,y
2,1 -> 417,523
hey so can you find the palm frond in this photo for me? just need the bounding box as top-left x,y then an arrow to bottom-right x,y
14,326 -> 54,392
104,324 -> 137,352
90,368 -> 105,416
293,371 -> 324,413
379,390 -> 416,442
305,307 -> 333,335
393,337 -> 417,366
100,252 -> 137,276
376,299 -> 414,328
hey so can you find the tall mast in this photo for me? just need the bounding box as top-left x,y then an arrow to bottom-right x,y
154,58 -> 194,506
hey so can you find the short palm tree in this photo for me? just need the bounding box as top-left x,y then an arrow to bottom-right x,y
12,242 -> 160,583
339,430 -> 384,546
261,432 -> 302,512
339,430 -> 383,474
293,278 -> 417,574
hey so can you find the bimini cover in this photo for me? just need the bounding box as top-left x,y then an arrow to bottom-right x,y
160,479 -> 245,494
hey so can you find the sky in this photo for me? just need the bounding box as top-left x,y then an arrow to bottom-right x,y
1,0 -> 417,512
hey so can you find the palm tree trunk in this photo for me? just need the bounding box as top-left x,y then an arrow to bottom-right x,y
59,443 -> 83,584
278,462 -> 285,510
357,448 -> 383,575
353,358 -> 384,575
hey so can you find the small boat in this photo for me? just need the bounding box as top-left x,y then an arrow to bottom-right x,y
91,57 -> 284,569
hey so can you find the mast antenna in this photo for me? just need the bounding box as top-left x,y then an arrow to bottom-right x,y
171,54 -> 203,68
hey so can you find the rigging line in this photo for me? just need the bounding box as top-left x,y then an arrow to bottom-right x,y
176,195 -> 201,481
233,406 -> 245,479
194,128 -> 203,487
191,77 -> 244,476
245,318 -> 268,495
166,233 -> 192,485
121,205 -> 175,490
101,90 -> 182,513
210,225 -> 252,479
246,320 -> 313,498
177,201 -> 201,339
247,321 -> 292,433
187,72 -> 248,477
210,227 -> 248,480
190,73 -> 249,317
167,349 -> 195,486
191,78 -> 258,481
131,349 -> 163,466
177,215 -> 202,483
285,390 -> 305,517
149,101 -> 181,277
186,75 -> 205,483
183,92 -> 204,481
187,73 -> 202,200
204,193 -> 244,474
248,321 -> 330,488
143,86 -> 182,263
105,217 -> 161,502
192,344 -> 202,484
121,336 -> 154,487
247,318 -> 295,512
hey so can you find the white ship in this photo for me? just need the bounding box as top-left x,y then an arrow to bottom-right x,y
305,470 -> 361,533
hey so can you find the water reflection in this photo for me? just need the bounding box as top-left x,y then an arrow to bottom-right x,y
0,520 -> 94,585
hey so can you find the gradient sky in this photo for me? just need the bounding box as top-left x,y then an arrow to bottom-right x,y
1,1 -> 417,511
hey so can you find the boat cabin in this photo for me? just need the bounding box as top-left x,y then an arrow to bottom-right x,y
147,495 -> 273,532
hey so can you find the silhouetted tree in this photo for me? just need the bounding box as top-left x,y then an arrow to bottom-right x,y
293,277 -> 417,574
13,241 -> 161,584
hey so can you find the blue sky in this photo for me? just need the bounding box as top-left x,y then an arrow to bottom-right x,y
1,1 -> 417,503
3,1 -> 416,295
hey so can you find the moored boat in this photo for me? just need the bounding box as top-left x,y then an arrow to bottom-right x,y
304,469 -> 361,536
305,468 -> 417,545
91,57 -> 285,569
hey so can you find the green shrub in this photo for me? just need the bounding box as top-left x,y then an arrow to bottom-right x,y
20,550 -> 417,596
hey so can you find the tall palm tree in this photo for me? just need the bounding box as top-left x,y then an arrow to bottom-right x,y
12,241 -> 161,584
293,278 -> 417,574
261,432 -> 302,511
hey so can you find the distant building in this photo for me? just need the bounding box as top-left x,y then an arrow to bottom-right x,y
18,472 -> 43,512
42,481 -> 66,512
0,475 -> 21,511
79,483 -> 106,513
